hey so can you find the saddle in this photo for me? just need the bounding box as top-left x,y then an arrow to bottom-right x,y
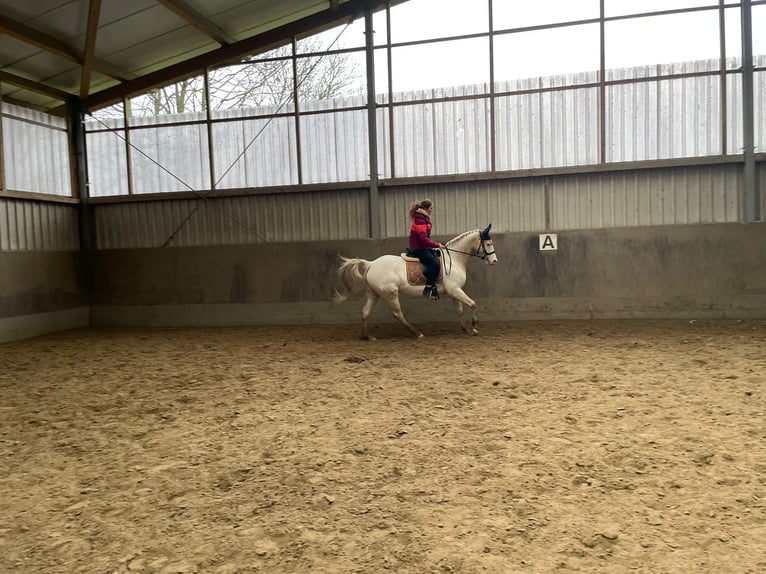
400,251 -> 443,286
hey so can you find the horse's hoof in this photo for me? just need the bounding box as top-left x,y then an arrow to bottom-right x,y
416,333 -> 425,339
471,328 -> 479,335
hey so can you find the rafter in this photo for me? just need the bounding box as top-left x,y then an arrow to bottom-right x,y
83,0 -> 391,111
80,0 -> 103,98
0,70 -> 72,100
0,13 -> 129,81
156,0 -> 236,45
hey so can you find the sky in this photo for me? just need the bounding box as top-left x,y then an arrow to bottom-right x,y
313,0 -> 764,94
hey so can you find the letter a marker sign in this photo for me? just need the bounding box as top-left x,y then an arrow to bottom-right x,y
539,233 -> 558,251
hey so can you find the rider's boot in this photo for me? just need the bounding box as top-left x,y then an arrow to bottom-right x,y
423,284 -> 438,300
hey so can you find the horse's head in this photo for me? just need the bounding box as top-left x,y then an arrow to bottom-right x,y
479,224 -> 497,265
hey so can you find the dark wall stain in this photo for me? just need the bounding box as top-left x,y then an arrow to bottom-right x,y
230,259 -> 248,302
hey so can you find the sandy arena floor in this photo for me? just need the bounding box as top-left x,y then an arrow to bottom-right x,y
1,319 -> 765,574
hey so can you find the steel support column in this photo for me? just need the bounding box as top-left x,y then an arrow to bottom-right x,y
68,97 -> 97,300
741,0 -> 759,221
365,5 -> 380,238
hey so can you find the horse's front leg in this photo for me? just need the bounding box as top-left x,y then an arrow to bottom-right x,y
451,299 -> 472,335
449,288 -> 479,335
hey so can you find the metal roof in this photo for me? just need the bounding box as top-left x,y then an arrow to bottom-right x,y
0,0 -> 396,115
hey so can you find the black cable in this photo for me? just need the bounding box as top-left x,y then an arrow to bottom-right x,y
88,14 -> 357,247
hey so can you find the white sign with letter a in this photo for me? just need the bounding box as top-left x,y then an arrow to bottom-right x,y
539,233 -> 558,251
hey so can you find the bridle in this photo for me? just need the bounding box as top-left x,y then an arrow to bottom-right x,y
443,237 -> 495,260
441,236 -> 495,275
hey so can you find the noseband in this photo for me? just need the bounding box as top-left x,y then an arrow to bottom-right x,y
478,238 -> 495,260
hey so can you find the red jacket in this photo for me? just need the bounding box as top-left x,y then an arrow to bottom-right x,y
409,209 -> 440,250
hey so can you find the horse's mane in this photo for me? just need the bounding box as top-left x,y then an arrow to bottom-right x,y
446,229 -> 480,245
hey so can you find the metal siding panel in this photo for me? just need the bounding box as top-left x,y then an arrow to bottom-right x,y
0,198 -> 79,251
548,165 -> 741,231
31,201 -> 42,250
21,201 -> 34,250
8,200 -> 20,250
94,190 -> 370,248
673,169 -> 688,225
381,179 -> 545,238
757,66 -> 766,153
0,201 -> 6,250
722,166 -> 740,223
761,162 -> 766,221
698,168 -> 714,223
104,165 -> 723,241
0,200 -> 10,250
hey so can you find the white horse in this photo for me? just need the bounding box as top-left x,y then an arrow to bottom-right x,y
334,224 -> 497,340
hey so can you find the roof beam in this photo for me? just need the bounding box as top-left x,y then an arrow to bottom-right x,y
156,0 -> 236,45
80,0 -> 103,98
0,70 -> 72,100
84,0 -> 391,111
0,13 -> 129,81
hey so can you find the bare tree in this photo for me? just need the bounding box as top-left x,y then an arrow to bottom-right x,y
128,37 -> 364,117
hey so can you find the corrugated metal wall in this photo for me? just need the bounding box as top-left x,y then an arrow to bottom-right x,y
0,198 -> 80,251
0,104 -> 79,252
1,160 -> 750,251
761,164 -> 766,222
384,164 -> 741,236
548,165 -> 740,229
95,189 -> 370,248
2,60 -> 762,251
380,179 -> 546,237
90,161 -> 748,249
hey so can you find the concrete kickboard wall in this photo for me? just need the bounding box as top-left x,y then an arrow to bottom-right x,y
3,223 -> 765,342
90,223 -> 766,327
0,251 -> 89,342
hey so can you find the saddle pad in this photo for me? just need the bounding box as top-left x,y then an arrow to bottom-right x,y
405,260 -> 443,286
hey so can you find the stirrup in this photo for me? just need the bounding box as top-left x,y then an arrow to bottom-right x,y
423,285 -> 439,300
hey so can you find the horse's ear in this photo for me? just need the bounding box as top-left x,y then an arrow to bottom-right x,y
481,223 -> 492,240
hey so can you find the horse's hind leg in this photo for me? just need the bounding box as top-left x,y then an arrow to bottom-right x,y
360,290 -> 381,340
383,292 -> 423,338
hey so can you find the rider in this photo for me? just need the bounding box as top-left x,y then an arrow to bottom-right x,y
408,199 -> 445,300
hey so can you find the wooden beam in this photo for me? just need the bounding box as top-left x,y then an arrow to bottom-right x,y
80,0 -> 103,98
0,13 -> 129,81
156,0 -> 236,45
0,70 -> 72,100
84,0 -> 392,111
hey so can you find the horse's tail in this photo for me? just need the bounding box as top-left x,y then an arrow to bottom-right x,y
334,256 -> 370,303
